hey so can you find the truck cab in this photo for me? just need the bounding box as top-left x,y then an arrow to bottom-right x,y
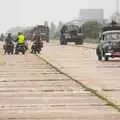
60,24 -> 84,45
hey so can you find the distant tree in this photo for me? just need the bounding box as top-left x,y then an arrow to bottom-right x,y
49,21 -> 64,40
54,21 -> 64,39
0,34 -> 4,41
44,21 -> 49,27
57,21 -> 64,30
50,22 -> 56,39
82,21 -> 103,38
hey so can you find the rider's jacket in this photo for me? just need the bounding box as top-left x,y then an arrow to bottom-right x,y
5,36 -> 13,44
18,35 -> 25,44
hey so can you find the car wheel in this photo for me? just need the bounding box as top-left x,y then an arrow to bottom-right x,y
104,56 -> 109,61
96,47 -> 102,61
98,55 -> 102,61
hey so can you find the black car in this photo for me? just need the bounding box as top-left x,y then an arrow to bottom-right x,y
96,22 -> 120,61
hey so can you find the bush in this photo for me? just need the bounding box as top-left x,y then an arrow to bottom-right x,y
82,21 -> 103,39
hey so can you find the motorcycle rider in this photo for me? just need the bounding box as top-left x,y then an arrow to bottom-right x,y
5,33 -> 14,44
15,32 -> 26,53
3,33 -> 14,53
31,33 -> 43,53
16,32 -> 25,44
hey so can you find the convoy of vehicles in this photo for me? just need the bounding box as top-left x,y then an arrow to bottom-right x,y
3,18 -> 120,62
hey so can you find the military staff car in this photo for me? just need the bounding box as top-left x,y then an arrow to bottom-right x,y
96,21 -> 120,61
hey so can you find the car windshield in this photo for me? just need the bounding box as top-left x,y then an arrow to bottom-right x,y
104,32 -> 120,41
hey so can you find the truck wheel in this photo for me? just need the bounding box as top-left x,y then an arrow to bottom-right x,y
79,40 -> 84,45
64,41 -> 67,45
75,40 -> 83,45
75,41 -> 80,45
60,41 -> 64,45
60,37 -> 66,45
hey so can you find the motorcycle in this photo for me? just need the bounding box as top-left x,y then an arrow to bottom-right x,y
15,43 -> 26,55
3,42 -> 14,55
31,41 -> 43,54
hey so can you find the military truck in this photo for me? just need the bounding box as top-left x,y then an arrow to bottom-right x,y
24,25 -> 49,42
60,24 -> 84,45
96,21 -> 120,61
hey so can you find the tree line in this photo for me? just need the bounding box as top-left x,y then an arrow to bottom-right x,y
3,20 -> 104,43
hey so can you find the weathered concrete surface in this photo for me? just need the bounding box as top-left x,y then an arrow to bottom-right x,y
0,43 -> 119,119
41,41 -> 120,107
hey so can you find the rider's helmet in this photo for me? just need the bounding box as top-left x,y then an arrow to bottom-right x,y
18,32 -> 22,36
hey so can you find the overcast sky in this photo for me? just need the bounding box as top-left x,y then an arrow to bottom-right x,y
0,0 -> 118,33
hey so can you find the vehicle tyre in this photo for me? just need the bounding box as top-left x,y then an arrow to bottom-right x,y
60,40 -> 64,45
60,36 -> 66,45
98,55 -> 102,61
75,41 -> 80,45
11,51 -> 13,55
8,51 -> 10,55
104,56 -> 109,61
96,46 -> 103,61
98,49 -> 103,61
22,51 -> 25,55
15,51 -> 19,55
75,40 -> 83,45
37,49 -> 40,54
33,49 -> 36,54
79,39 -> 84,45
4,51 -> 6,55
64,41 -> 67,45
22,49 -> 25,55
